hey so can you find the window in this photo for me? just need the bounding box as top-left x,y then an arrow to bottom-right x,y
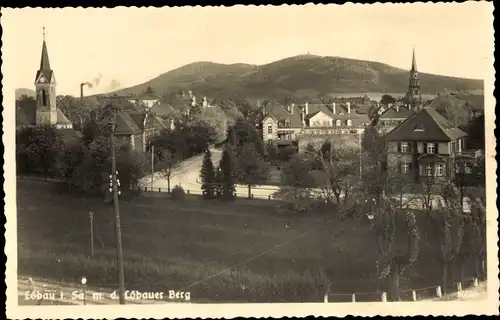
41,90 -> 47,106
414,123 -> 424,131
427,143 -> 435,154
435,164 -> 444,176
336,120 -> 341,126
401,142 -> 409,153
284,119 -> 290,127
267,125 -> 272,134
401,162 -> 410,173
425,164 -> 433,176
323,120 -> 330,127
347,119 -> 352,126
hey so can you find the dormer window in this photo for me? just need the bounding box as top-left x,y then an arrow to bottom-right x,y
336,120 -> 341,127
284,118 -> 290,127
427,143 -> 435,154
347,119 -> 352,127
414,123 -> 424,132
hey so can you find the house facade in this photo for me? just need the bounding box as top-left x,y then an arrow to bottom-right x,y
112,109 -> 167,152
260,101 -> 371,143
384,107 -> 480,183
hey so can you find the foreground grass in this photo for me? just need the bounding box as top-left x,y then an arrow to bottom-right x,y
17,180 -> 477,302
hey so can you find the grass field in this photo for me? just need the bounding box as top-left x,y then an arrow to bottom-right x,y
17,179 -> 479,302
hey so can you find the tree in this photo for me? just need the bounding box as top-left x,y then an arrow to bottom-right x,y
214,165 -> 223,199
227,119 -> 265,157
219,147 -> 236,201
115,143 -> 148,191
236,143 -> 269,198
418,164 -> 442,213
456,193 -> 486,281
71,135 -> 112,193
462,114 -> 485,150
22,125 -> 64,180
200,148 -> 216,199
155,149 -> 177,193
380,94 -> 396,105
264,141 -> 278,165
58,139 -> 85,182
314,139 -> 360,205
375,200 -> 420,301
434,182 -> 464,294
361,125 -> 386,202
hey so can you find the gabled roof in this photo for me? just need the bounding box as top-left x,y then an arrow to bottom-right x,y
56,108 -> 73,125
113,111 -> 143,135
379,104 -> 414,120
263,101 -> 302,128
385,107 -> 467,142
134,92 -> 161,101
149,100 -> 175,118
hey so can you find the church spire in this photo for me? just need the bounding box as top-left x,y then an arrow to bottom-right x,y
411,46 -> 417,72
39,27 -> 51,71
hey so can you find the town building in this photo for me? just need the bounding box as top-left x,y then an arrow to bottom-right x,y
384,106 -> 481,183
103,103 -> 167,152
261,100 -> 371,143
377,103 -> 414,134
15,30 -> 74,132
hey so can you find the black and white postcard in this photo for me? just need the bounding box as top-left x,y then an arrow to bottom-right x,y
3,2 -> 498,318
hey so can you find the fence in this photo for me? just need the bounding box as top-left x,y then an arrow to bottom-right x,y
142,186 -> 280,200
323,278 -> 482,303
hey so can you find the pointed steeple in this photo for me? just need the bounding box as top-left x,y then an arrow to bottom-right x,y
411,47 -> 417,72
40,27 -> 51,70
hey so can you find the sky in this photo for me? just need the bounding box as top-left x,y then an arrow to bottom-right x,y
2,2 -> 494,97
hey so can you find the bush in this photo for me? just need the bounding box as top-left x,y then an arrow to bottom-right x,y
171,185 -> 186,201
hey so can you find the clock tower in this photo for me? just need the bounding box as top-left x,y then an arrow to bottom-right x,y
35,28 -> 58,125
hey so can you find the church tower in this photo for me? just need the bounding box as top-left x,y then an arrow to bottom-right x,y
35,28 -> 58,125
405,47 -> 422,111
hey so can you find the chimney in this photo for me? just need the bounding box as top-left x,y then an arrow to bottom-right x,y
388,103 -> 393,109
332,102 -> 336,114
203,96 -> 208,108
347,102 -> 351,114
305,102 -> 309,115
290,103 -> 295,114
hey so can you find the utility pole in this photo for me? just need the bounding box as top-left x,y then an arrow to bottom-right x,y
89,211 -> 94,256
151,143 -> 155,191
110,106 -> 126,305
359,130 -> 363,178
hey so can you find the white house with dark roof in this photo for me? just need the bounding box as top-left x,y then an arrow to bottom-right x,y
260,100 -> 371,142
